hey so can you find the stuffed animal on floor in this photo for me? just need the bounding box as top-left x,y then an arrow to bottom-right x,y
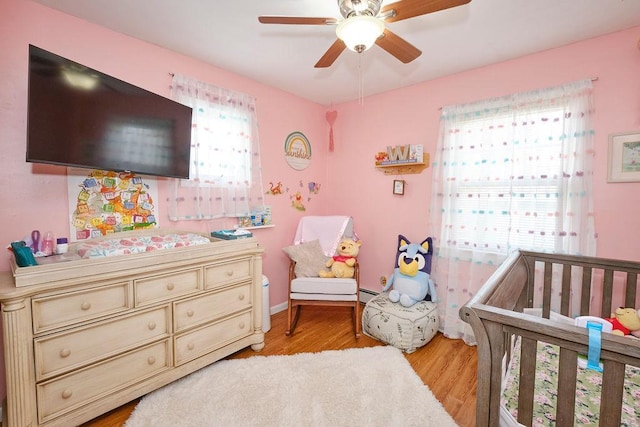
319,237 -> 361,278
382,235 -> 437,307
605,307 -> 640,337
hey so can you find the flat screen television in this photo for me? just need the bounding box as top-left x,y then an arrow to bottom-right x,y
27,45 -> 192,179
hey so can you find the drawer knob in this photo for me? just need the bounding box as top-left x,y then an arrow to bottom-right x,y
239,322 -> 245,329
59,349 -> 71,358
187,343 -> 195,350
148,322 -> 156,330
226,270 -> 234,277
238,294 -> 245,301
80,302 -> 91,311
61,389 -> 73,399
187,310 -> 194,317
167,283 -> 175,291
147,356 -> 156,365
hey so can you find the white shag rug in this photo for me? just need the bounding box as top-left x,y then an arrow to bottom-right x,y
125,346 -> 458,427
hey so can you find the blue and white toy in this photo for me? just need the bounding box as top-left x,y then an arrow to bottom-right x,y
382,235 -> 438,307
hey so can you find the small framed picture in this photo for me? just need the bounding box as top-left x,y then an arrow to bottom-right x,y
608,131 -> 640,182
393,179 -> 405,195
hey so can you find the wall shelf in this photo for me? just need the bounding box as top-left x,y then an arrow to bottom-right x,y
375,156 -> 430,175
238,224 -> 275,230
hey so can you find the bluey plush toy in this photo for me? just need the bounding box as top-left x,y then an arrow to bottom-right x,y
382,235 -> 437,307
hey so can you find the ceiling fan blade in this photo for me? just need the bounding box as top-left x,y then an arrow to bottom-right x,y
380,0 -> 471,23
315,39 -> 347,68
375,28 -> 422,64
258,16 -> 338,25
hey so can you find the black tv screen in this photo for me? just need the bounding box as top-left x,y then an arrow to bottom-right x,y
27,45 -> 192,179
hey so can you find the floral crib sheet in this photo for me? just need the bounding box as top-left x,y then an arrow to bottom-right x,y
501,338 -> 640,426
76,233 -> 210,259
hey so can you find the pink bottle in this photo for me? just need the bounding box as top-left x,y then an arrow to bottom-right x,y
41,231 -> 54,256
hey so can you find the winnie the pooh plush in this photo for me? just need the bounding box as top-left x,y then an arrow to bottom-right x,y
319,237 -> 361,278
605,307 -> 640,337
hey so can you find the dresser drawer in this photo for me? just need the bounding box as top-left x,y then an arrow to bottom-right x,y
204,258 -> 251,290
174,283 -> 252,333
174,311 -> 251,365
32,282 -> 131,334
135,268 -> 201,306
35,306 -> 170,381
37,340 -> 171,424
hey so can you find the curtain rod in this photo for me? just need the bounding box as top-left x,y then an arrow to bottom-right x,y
438,77 -> 599,110
168,72 -> 599,104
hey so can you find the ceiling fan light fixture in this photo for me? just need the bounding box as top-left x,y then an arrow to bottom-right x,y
336,15 -> 384,53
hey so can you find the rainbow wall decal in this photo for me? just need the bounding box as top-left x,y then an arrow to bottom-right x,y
284,131 -> 311,170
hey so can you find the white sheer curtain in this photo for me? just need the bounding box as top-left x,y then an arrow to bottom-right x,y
168,74 -> 265,220
430,79 -> 597,344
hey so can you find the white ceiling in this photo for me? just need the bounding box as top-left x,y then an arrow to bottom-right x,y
33,0 -> 640,106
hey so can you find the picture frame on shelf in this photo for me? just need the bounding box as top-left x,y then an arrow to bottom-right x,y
608,131 -> 640,182
393,179 -> 405,195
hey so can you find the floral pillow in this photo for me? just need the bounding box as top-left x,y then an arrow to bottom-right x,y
282,240 -> 328,278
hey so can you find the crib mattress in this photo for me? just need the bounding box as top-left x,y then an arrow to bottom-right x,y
501,338 -> 640,426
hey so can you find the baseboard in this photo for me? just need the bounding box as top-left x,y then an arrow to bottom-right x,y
270,301 -> 288,314
359,288 -> 379,304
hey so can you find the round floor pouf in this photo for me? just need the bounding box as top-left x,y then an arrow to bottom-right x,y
362,293 -> 439,353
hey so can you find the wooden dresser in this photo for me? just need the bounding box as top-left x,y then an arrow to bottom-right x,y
0,231 -> 264,426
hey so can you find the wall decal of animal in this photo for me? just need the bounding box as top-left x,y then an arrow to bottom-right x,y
266,181 -> 283,195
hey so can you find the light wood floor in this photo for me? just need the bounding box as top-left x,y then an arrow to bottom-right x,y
82,305 -> 478,427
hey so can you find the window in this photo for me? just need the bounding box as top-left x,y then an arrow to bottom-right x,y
169,75 -> 265,220
430,80 -> 596,343
187,101 -> 253,186
447,107 -> 567,254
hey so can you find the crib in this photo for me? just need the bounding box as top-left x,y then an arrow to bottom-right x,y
460,250 -> 640,427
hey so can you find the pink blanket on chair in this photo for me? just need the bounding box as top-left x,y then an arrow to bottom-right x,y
293,216 -> 353,256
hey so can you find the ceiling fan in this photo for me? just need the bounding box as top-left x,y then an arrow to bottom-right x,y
258,0 -> 471,68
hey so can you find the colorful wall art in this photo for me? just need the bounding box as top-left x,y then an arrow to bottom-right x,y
67,168 -> 159,241
284,131 -> 311,170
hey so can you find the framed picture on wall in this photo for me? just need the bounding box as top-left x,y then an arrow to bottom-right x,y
393,179 -> 405,195
608,131 -> 640,182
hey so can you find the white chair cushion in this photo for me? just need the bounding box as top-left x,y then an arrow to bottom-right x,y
290,293 -> 358,301
291,277 -> 357,295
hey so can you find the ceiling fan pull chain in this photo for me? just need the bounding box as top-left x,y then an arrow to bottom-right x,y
358,53 -> 364,105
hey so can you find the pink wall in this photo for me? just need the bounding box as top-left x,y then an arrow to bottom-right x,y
1,0 -> 640,402
331,27 -> 640,293
1,0 -> 331,315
